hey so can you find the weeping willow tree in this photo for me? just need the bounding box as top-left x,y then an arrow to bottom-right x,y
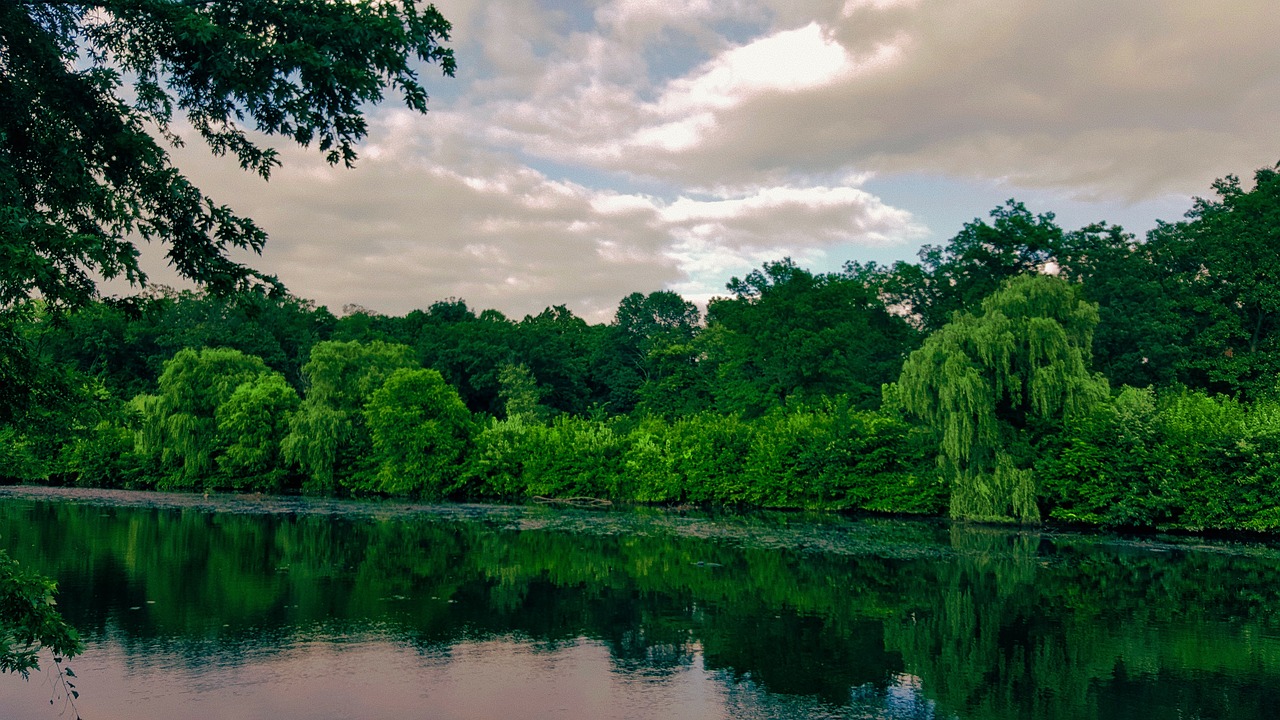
894,274 -> 1108,522
281,340 -> 418,494
136,347 -> 276,488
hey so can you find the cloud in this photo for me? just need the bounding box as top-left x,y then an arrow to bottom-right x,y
661,185 -> 923,248
655,22 -> 857,112
480,0 -> 1280,199
155,110 -> 919,322
120,0 -> 1279,321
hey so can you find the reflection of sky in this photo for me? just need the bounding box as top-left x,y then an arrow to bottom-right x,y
0,634 -> 930,720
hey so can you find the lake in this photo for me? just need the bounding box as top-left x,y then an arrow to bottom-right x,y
2,487 -> 1279,719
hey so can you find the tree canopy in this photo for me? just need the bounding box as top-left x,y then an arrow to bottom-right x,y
880,201 -> 1063,331
1147,165 -> 1280,397
1,0 -> 455,306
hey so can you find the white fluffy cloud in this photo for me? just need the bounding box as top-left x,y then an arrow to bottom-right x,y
143,0 -> 1279,320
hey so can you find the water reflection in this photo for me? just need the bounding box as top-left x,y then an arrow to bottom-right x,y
2,488 -> 1280,719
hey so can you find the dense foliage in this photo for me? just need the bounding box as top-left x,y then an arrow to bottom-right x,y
4,163 -> 1280,531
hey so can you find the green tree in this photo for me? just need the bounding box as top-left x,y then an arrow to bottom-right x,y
634,341 -> 713,419
412,300 -> 517,415
138,347 -> 275,488
0,304 -> 123,484
614,291 -> 700,347
33,289 -> 334,399
1,0 -> 454,307
497,362 -> 546,422
704,259 -> 917,415
363,367 -> 472,496
1054,223 -> 1187,389
882,201 -> 1063,331
216,373 -> 301,491
1145,163 -> 1280,397
894,274 -> 1107,522
0,551 -> 82,677
590,291 -> 701,414
281,340 -> 417,493
514,306 -> 594,416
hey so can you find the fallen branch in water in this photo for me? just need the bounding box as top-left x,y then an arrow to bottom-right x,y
532,496 -> 613,508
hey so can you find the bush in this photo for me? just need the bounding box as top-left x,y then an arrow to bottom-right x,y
620,404 -> 942,512
1039,386 -> 1280,531
622,413 -> 753,504
60,420 -> 143,488
463,415 -> 626,500
742,405 -> 943,511
1038,386 -> 1167,526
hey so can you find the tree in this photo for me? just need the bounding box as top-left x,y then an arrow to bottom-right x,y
512,306 -> 593,416
634,341 -> 712,419
216,372 -> 300,491
0,551 -> 82,677
1144,163 -> 1280,397
1,0 -> 455,307
590,291 -> 701,415
1054,223 -> 1187,389
363,367 -> 471,496
893,274 -> 1107,522
412,300 -> 517,414
497,362 -> 546,422
137,346 -> 275,487
704,259 -> 917,416
882,201 -> 1062,331
281,340 -> 417,493
614,291 -> 701,349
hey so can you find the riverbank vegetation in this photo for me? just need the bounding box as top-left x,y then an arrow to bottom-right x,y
4,164 -> 1280,532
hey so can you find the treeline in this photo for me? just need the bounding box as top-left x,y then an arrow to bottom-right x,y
3,164 -> 1280,530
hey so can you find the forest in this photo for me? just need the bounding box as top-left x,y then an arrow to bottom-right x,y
3,163 -> 1279,532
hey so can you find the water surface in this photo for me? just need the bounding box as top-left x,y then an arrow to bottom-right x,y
1,487 -> 1279,719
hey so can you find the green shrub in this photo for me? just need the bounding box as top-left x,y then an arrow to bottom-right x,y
463,416 -> 626,500
60,420 -> 143,489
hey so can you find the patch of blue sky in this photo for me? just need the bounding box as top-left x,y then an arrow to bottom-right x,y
635,16 -> 774,101
639,29 -> 713,101
710,15 -> 774,47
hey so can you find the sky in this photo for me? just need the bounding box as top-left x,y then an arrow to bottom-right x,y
155,0 -> 1280,323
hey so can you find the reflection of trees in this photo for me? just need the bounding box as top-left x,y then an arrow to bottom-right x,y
5,497 -> 1280,717
886,526 -> 1089,719
887,525 -> 1280,719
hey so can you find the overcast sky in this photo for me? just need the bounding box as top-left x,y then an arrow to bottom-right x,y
156,0 -> 1280,322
